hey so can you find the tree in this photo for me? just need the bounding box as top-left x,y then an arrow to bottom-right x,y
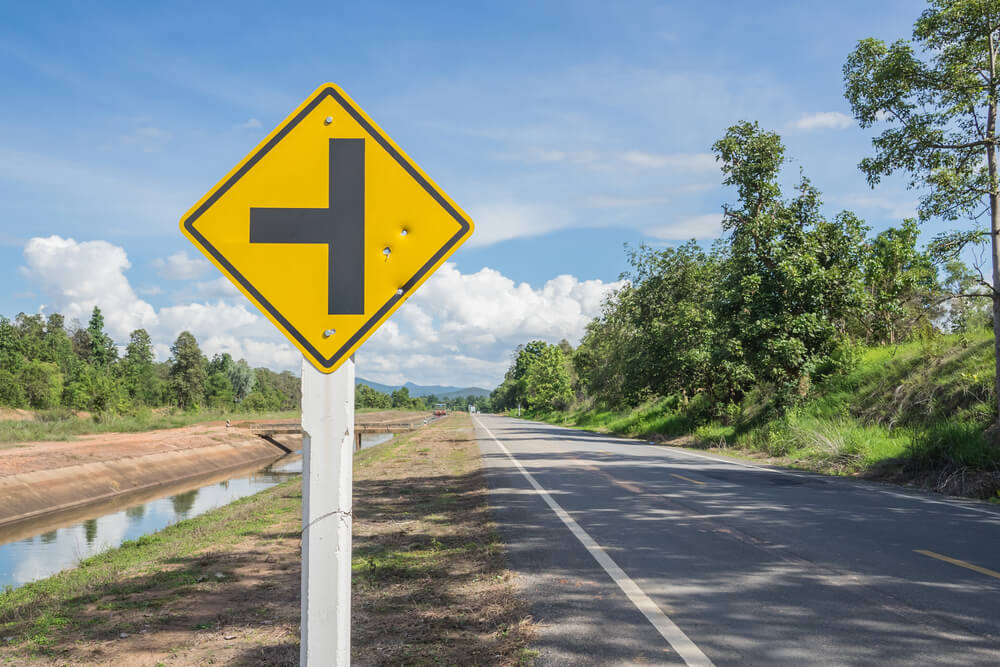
390,387 -> 412,408
122,329 -> 160,405
492,341 -> 548,411
524,343 -> 573,411
858,219 -> 939,343
169,331 -> 207,410
18,360 -> 63,409
204,372 -> 234,407
844,0 -> 1000,421
712,122 -> 867,405
86,307 -> 117,367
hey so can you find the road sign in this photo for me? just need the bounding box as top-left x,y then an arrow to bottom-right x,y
180,82 -> 475,373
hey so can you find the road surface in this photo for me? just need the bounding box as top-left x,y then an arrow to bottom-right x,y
474,414 -> 1000,666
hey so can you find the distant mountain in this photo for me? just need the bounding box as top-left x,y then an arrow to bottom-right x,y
357,377 -> 490,399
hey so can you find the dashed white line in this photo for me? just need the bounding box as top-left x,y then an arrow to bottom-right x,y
475,416 -> 714,667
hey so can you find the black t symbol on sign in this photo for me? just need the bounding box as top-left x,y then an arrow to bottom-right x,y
249,138 -> 364,315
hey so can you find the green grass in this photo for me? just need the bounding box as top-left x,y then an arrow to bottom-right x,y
525,330 -> 1000,496
0,407 -> 300,443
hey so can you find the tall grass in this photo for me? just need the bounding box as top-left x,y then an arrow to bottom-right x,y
521,329 -> 1000,486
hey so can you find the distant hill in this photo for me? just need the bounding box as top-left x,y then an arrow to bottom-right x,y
357,377 -> 490,399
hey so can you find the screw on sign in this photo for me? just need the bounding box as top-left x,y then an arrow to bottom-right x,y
180,83 -> 474,665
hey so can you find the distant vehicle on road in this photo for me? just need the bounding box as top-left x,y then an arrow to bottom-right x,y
433,403 -> 447,416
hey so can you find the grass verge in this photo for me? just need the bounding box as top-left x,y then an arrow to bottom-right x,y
529,331 -> 1000,500
0,413 -> 534,666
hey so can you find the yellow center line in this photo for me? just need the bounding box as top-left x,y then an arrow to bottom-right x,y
671,473 -> 705,486
914,549 -> 1000,580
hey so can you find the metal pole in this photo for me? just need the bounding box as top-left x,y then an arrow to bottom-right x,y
300,356 -> 354,666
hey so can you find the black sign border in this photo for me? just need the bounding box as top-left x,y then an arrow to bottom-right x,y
182,86 -> 472,370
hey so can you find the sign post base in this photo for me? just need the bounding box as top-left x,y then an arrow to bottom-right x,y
300,356 -> 354,665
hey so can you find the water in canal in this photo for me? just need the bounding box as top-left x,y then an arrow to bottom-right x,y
0,432 -> 394,590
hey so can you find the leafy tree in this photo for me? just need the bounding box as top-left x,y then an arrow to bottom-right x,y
858,219 -> 940,343
712,122 -> 867,405
86,307 -> 117,367
208,353 -> 256,403
42,313 -> 74,374
205,372 -> 234,407
18,360 -> 63,409
844,0 -> 1000,421
0,368 -> 26,408
122,329 -> 161,405
229,359 -> 255,402
524,343 -> 573,411
492,341 -> 548,411
169,331 -> 207,410
390,387 -> 413,408
356,383 -> 391,408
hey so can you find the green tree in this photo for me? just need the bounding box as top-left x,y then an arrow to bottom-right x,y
18,360 -> 63,409
492,341 -> 548,411
390,387 -> 412,408
859,219 -> 940,343
86,307 -> 117,367
204,372 -> 234,407
844,0 -> 1000,421
712,122 -> 867,405
122,329 -> 161,405
169,331 -> 207,410
524,343 -> 573,411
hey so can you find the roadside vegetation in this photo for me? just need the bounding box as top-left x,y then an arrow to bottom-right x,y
0,308 -> 488,442
0,414 -> 533,665
494,1 -> 1000,499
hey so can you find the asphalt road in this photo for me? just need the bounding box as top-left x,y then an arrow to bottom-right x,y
473,414 -> 1000,666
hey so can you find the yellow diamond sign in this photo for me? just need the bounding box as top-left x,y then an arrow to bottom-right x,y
180,83 -> 474,373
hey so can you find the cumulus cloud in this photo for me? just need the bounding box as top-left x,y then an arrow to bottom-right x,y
21,237 -> 620,388
646,213 -> 723,240
358,264 -> 622,387
20,236 -> 158,340
19,236 -> 293,368
791,111 -> 853,131
153,251 -> 211,280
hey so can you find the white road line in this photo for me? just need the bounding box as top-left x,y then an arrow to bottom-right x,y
476,417 -> 714,667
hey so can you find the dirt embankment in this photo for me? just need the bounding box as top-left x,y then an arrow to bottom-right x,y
0,411 -> 432,528
0,422 -> 291,527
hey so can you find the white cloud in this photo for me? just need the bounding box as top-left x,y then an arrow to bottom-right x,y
21,237 -> 619,388
466,201 -> 573,246
20,236 -> 157,340
193,276 -> 241,299
791,111 -> 853,131
238,118 -> 262,129
646,213 -> 723,240
622,151 -> 718,171
19,236 -> 292,369
152,251 -> 211,280
358,263 -> 622,387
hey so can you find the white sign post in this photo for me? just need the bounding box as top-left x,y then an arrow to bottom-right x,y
300,356 -> 355,666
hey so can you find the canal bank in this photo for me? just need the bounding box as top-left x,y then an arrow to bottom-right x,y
0,414 -> 535,666
0,434 -> 290,529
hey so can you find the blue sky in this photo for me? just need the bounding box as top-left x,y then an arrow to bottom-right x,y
0,1 -> 952,388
